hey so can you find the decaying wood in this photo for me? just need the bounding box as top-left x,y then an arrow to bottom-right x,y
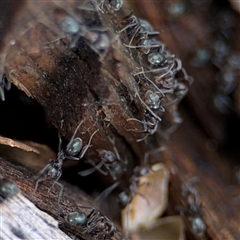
0,158 -> 125,240
0,135 -> 39,153
2,0 -> 154,183
0,192 -> 71,240
0,0 -> 240,240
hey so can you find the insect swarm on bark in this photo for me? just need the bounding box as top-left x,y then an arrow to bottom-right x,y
0,0 -> 191,236
6,0 -> 240,240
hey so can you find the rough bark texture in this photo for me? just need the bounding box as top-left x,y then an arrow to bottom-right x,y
0,0 -> 240,240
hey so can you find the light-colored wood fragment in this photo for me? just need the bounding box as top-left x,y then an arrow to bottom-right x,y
121,163 -> 170,232
0,193 -> 71,240
0,136 -> 39,154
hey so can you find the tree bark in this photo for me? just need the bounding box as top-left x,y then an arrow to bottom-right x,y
0,0 -> 240,240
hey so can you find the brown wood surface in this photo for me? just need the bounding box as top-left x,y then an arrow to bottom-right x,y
0,0 -> 240,240
0,158 -> 125,240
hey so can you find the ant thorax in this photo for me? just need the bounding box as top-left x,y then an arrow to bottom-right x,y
65,207 -> 118,239
34,121 -> 98,202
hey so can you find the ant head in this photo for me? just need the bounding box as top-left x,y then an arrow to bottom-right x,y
148,52 -> 165,66
66,138 -> 83,156
144,90 -> 161,110
188,215 -> 206,237
98,149 -> 116,163
66,211 -> 87,227
60,16 -> 81,34
107,0 -> 123,11
118,191 -> 130,208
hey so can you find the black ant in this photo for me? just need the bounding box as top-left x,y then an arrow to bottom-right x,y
65,206 -> 121,239
78,137 -> 127,181
97,0 -> 123,13
178,177 -> 206,238
34,120 -> 99,202
0,178 -> 19,203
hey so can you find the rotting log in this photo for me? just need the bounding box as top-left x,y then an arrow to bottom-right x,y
0,158 -> 125,240
1,0 -> 154,177
0,0 -> 240,240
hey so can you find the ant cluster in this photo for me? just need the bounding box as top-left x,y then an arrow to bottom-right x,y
187,3 -> 240,114
32,0 -> 191,238
34,121 -> 126,239
94,1 -> 192,141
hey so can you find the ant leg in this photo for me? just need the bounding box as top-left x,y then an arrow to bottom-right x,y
127,118 -> 152,133
0,87 -> 5,101
128,25 -> 142,46
47,181 -> 64,203
47,172 -> 63,203
58,133 -> 62,152
134,65 -> 169,76
94,182 -> 119,202
123,42 -> 160,50
3,74 -> 11,90
66,120 -> 85,150
143,146 -> 166,165
79,129 -> 99,158
34,163 -> 52,182
136,134 -> 149,142
138,67 -> 166,95
135,91 -> 162,122
113,146 -> 121,162
57,182 -> 64,203
78,160 -> 106,177
106,136 -> 122,161
127,117 -> 146,125
88,159 -> 108,175
34,178 -> 44,193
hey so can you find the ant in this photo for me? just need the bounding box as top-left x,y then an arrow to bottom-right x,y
0,178 -> 19,203
34,120 -> 99,202
97,0 -> 123,13
118,12 -> 160,54
65,206 -> 119,239
178,177 -> 206,238
78,137 -> 127,181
